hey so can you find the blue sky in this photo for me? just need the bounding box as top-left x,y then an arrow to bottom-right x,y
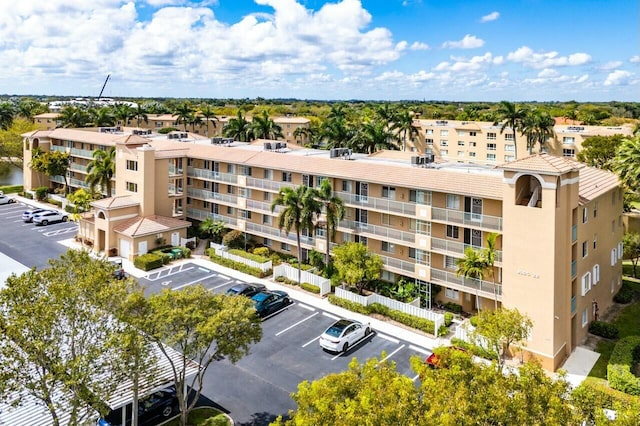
0,0 -> 637,101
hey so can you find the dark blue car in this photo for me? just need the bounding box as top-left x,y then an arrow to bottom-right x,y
98,386 -> 179,426
251,290 -> 291,317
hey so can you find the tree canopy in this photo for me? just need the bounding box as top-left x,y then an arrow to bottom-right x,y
332,242 -> 383,295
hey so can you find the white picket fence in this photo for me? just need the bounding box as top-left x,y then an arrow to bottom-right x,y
273,263 -> 332,296
180,236 -> 196,247
212,245 -> 272,273
454,322 -> 491,351
334,287 -> 445,332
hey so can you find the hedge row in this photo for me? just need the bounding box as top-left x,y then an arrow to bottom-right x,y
274,276 -> 320,294
327,295 -> 448,336
444,312 -> 454,327
607,336 -> 640,396
614,282 -> 635,304
228,249 -> 270,263
589,321 -> 619,339
133,253 -> 165,271
572,380 -> 640,411
206,250 -> 271,278
450,337 -> 499,361
0,184 -> 22,194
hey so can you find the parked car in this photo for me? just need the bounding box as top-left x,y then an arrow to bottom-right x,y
110,259 -> 127,280
97,386 -> 179,426
226,282 -> 267,297
251,290 -> 291,317
319,319 -> 371,353
22,208 -> 50,223
32,210 -> 69,225
0,195 -> 16,205
425,346 -> 468,369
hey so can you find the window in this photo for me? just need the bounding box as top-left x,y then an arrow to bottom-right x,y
611,248 -> 617,266
458,130 -> 465,137
342,180 -> 352,192
227,185 -> 235,194
440,149 -> 448,157
458,140 -> 465,146
594,202 -> 598,218
440,130 -> 449,136
264,169 -> 273,180
410,190 -> 431,205
504,155 -> 515,162
381,241 -> 395,253
440,140 -> 448,147
240,165 -> 252,176
187,158 -> 193,167
618,242 -> 623,259
381,213 -> 391,225
262,214 -> 272,225
426,138 -> 434,145
446,194 -> 460,209
563,148 -> 575,157
126,182 -> 138,192
582,309 -> 588,327
611,220 -> 615,233
238,188 -> 250,198
593,234 -> 597,250
487,132 -> 496,140
282,172 -> 292,182
582,241 -> 588,258
281,242 -> 291,251
263,191 -> 271,201
457,151 -> 465,157
486,143 -> 497,151
446,225 -> 459,239
410,219 -> 431,235
126,160 -> 138,171
444,256 -> 457,270
227,206 -> 234,215
469,152 -> 477,157
382,186 -> 396,199
469,131 -> 477,137
504,144 -> 515,152
239,210 -> 251,219
469,141 -> 476,147
203,180 -> 210,190
302,174 -> 314,187
504,133 -> 514,141
563,137 -> 575,145
487,154 -> 496,161
581,272 -> 592,296
227,164 -> 235,174
426,129 -> 433,135
593,264 -> 600,284
445,288 -> 459,300
582,207 -> 588,223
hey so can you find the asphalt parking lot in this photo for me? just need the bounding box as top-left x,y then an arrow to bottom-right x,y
139,262 -> 432,425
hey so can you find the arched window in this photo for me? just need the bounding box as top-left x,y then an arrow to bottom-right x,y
515,174 -> 542,208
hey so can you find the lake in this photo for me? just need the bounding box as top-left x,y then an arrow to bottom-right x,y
0,162 -> 23,186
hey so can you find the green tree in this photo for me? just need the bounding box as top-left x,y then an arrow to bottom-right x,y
613,135 -> 640,191
313,179 -> 344,267
174,102 -> 193,132
474,307 -> 533,370
351,120 -> 399,154
67,188 -> 94,222
199,217 -> 226,243
576,134 -> 626,170
0,117 -> 37,168
86,147 -> 116,197
0,101 -> 15,130
131,285 -> 262,426
59,105 -> 91,128
455,246 -> 487,310
483,232 -> 500,309
332,242 -> 383,295
250,110 -> 283,140
392,110 -> 419,152
133,103 -> 148,127
223,110 -> 253,142
0,250 -> 136,426
34,150 -> 71,194
271,185 -> 321,284
622,232 -> 640,278
494,101 -> 527,159
89,107 -> 116,127
199,104 -> 218,137
112,103 -> 135,126
17,98 -> 45,122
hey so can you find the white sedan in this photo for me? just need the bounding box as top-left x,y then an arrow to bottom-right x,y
319,319 -> 371,353
0,194 -> 16,205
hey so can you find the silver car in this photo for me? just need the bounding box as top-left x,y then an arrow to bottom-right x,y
0,195 -> 16,205
319,319 -> 371,353
22,208 -> 49,222
32,210 -> 69,226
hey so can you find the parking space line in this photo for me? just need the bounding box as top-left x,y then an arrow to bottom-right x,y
330,335 -> 372,361
211,280 -> 235,290
376,333 -> 400,344
198,267 -> 210,273
409,345 -> 431,355
412,374 -> 420,382
261,302 -> 294,321
275,312 -> 319,337
146,265 -> 194,281
218,274 -> 229,280
322,312 -> 341,321
379,344 -> 405,362
302,335 -> 322,348
173,273 -> 219,290
297,303 -> 315,311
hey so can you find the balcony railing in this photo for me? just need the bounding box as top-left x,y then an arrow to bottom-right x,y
430,268 -> 502,299
168,183 -> 184,196
431,237 -> 502,262
571,296 -> 577,315
246,177 -> 296,192
70,147 -> 95,159
335,191 -> 417,216
571,225 -> 577,243
186,188 -> 237,205
51,145 -> 66,153
69,163 -> 87,173
187,167 -> 237,184
245,222 -> 314,245
431,207 -> 502,231
50,175 -> 65,184
169,164 -> 183,175
378,254 -> 416,274
571,260 -> 577,278
69,177 -> 90,189
186,208 -> 237,227
246,199 -> 283,215
339,220 -> 415,244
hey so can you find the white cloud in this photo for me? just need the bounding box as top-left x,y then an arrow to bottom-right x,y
480,11 -> 499,23
410,41 -> 429,50
604,70 -> 632,86
537,68 -> 558,78
434,53 -> 495,72
599,61 -> 623,70
630,55 -> 640,63
506,46 -> 591,68
442,34 -> 484,49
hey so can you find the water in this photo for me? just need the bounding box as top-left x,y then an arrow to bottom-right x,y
0,162 -> 23,186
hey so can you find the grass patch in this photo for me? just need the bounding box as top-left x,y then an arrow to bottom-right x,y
163,407 -> 230,426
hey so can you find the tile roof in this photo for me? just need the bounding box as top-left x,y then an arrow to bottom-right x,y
578,167 -> 620,203
113,134 -> 151,145
91,195 -> 139,210
21,130 -> 52,138
113,215 -> 191,237
498,153 -> 583,175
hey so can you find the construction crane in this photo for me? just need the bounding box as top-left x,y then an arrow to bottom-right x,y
97,74 -> 110,101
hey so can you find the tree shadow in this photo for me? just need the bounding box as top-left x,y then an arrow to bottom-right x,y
237,411 -> 289,426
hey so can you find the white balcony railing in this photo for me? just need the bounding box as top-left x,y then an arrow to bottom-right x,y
431,207 -> 502,231
187,167 -> 237,184
246,177 -> 296,192
339,220 -> 416,244
430,237 -> 502,262
335,191 -> 417,216
430,268 -> 502,299
185,208 -> 237,227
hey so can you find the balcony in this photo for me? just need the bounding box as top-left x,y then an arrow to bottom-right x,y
431,207 -> 502,231
69,163 -> 87,173
338,220 -> 416,244
186,208 -> 237,227
51,145 -> 67,153
168,183 -> 184,196
430,268 -> 502,300
335,191 -> 417,216
571,296 -> 577,316
50,175 -> 65,184
571,225 -> 577,243
246,177 -> 295,192
187,167 -> 237,184
69,177 -> 90,189
246,199 -> 283,215
431,237 -> 502,263
169,164 -> 183,176
70,147 -> 95,159
245,222 -> 314,246
186,188 -> 237,205
571,260 -> 577,278
378,254 -> 415,274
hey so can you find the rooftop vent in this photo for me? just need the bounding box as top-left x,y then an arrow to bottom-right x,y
329,148 -> 353,159
411,154 -> 435,167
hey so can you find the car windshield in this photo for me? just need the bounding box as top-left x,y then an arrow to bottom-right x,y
252,292 -> 268,303
325,320 -> 352,337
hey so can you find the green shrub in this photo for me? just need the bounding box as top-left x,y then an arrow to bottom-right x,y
158,127 -> 179,134
181,247 -> 191,258
253,247 -> 270,257
444,302 -> 463,314
46,198 -> 62,207
327,295 -> 369,315
133,253 -> 165,271
444,312 -> 454,327
222,230 -> 245,249
451,337 -> 499,361
22,191 -> 33,199
469,315 -> 479,327
633,344 -> 640,364
589,320 -> 619,339
608,336 -> 640,396
228,249 -> 270,263
35,186 -> 49,201
614,283 -> 634,304
572,380 -> 640,416
207,251 -> 271,278
0,184 -> 22,194
152,251 -> 173,265
300,282 -> 320,294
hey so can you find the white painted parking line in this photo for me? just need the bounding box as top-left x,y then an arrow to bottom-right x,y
297,303 -> 315,311
379,344 -> 405,362
218,274 -> 229,280
172,273 -> 219,290
376,333 -> 400,344
412,374 -> 420,382
161,281 -> 172,286
145,265 -> 194,281
198,267 -> 210,273
409,345 -> 431,356
43,226 -> 78,237
275,312 -> 319,337
302,335 -> 322,348
330,334 -> 373,360
211,279 -> 235,290
322,312 -> 341,321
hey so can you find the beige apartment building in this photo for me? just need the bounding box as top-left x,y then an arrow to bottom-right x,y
22,127 -> 624,371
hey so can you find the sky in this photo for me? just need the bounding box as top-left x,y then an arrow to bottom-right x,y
0,0 -> 638,102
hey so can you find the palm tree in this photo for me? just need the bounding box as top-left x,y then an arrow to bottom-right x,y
613,135 -> 640,192
17,99 -> 42,122
59,105 -> 91,128
199,104 -> 218,137
0,102 -> 15,130
520,112 -> 538,155
314,179 -> 345,267
493,101 -> 527,159
173,102 -> 193,132
293,126 -> 308,145
483,233 -> 499,310
188,113 -> 203,133
534,111 -> 555,154
112,103 -> 135,127
456,246 -> 487,312
89,107 -> 116,127
392,110 -> 419,151
86,147 -> 116,197
133,104 -> 148,127
224,111 -> 253,142
250,110 -> 283,140
271,185 -> 321,285
199,217 -> 225,244
351,121 -> 399,154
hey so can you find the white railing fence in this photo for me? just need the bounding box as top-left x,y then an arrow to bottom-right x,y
273,263 -> 332,296
334,287 -> 444,332
454,322 -> 491,351
210,244 -> 272,273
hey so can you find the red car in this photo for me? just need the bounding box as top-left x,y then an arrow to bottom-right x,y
425,346 -> 468,368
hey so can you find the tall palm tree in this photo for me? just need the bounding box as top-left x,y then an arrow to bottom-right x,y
189,113 -> 203,133
271,185 -> 321,285
86,147 -> 116,197
250,110 -> 283,140
293,126 -> 307,145
493,101 -> 527,159
224,111 -> 253,142
112,103 -> 135,127
89,107 -> 116,127
534,111 -> 555,154
17,99 -> 42,122
351,121 -> 399,154
613,135 -> 640,192
456,246 -> 487,312
0,102 -> 15,130
392,110 -> 419,151
133,104 -> 148,127
520,112 -> 538,155
483,233 -> 499,310
199,104 -> 218,137
173,102 -> 193,132
199,217 -> 225,244
59,105 -> 91,128
314,179 -> 345,267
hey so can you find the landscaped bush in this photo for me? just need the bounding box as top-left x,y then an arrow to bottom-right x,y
300,282 -> 320,294
46,198 -> 62,207
133,253 -> 165,271
607,336 -> 640,396
152,251 -> 173,265
469,315 -> 479,327
327,295 -> 370,315
614,283 -> 634,304
185,240 -> 196,250
444,312 -> 454,327
451,337 -> 499,361
35,186 -> 49,201
181,247 -> 191,258
222,230 -> 245,249
253,247 -> 270,257
228,249 -> 270,263
206,249 -> 271,278
572,381 -> 640,414
21,191 -> 33,199
444,302 -> 463,314
0,184 -> 22,194
589,320 -> 620,339
158,127 -> 179,134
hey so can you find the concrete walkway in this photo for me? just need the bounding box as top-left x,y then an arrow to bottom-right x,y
560,346 -> 600,388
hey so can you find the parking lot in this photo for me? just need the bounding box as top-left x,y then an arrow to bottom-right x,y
139,262 -> 432,425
